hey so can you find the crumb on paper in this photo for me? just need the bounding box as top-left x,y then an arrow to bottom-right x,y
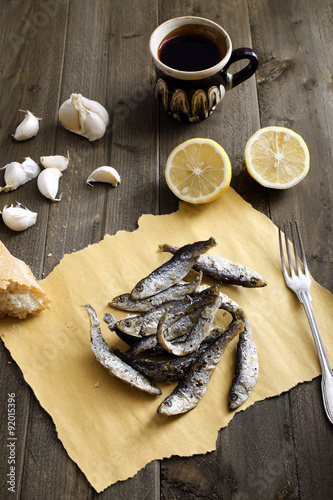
94,382 -> 100,388
47,253 -> 53,257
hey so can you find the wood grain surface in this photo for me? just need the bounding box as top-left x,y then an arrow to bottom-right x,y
1,1 -> 332,499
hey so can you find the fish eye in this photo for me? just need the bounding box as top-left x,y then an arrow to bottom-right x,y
118,296 -> 125,302
164,400 -> 172,407
124,319 -> 132,327
135,284 -> 143,292
229,392 -> 238,401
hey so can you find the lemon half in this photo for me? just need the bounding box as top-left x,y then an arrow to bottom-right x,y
165,138 -> 232,204
244,126 -> 310,189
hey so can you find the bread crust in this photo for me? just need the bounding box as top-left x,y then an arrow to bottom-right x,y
0,241 -> 51,318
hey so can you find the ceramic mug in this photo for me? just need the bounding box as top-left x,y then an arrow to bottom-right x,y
149,16 -> 258,123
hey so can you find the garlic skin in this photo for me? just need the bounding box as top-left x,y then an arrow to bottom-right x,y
1,203 -> 37,231
37,168 -> 63,201
59,93 -> 109,141
40,152 -> 69,172
22,157 -> 41,180
12,110 -> 41,141
86,166 -> 121,186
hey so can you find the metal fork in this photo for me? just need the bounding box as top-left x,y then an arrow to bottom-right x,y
279,221 -> 333,424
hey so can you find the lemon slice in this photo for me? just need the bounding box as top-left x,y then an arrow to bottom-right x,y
244,126 -> 310,189
165,138 -> 232,204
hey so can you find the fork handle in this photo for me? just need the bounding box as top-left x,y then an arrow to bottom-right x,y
299,290 -> 333,424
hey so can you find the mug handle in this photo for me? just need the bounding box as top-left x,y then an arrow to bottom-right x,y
224,48 -> 258,88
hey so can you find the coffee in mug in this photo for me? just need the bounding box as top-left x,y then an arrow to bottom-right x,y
149,16 -> 258,123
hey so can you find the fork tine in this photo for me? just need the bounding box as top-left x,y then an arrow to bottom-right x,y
290,221 -> 302,275
295,221 -> 309,275
283,222 -> 295,277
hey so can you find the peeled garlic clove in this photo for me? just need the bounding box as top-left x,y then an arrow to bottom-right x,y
1,203 -> 37,231
59,93 -> 109,141
0,162 -> 27,192
12,110 -> 41,141
22,157 -> 41,180
40,152 -> 69,172
37,168 -> 63,201
87,166 -> 121,186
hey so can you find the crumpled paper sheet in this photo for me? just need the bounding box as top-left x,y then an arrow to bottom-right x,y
1,187 -> 333,493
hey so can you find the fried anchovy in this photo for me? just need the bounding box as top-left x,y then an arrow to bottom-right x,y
103,312 -> 199,357
125,335 -> 168,357
81,305 -> 161,396
157,285 -> 222,356
114,286 -> 215,337
157,319 -> 244,415
193,284 -> 239,317
130,236 -> 217,299
103,315 -> 175,356
228,309 -> 259,410
159,243 -> 266,287
110,272 -> 202,312
110,328 -> 224,383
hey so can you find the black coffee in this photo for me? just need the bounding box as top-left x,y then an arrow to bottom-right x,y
158,32 -> 222,72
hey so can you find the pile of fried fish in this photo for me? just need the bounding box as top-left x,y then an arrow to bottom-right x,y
83,236 -> 266,416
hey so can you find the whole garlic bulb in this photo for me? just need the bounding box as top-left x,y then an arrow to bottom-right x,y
87,166 -> 121,186
1,203 -> 37,231
0,158 -> 40,192
59,93 -> 109,141
12,110 -> 41,141
37,168 -> 63,201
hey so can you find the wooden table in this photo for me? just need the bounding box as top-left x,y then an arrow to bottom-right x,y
1,1 -> 333,498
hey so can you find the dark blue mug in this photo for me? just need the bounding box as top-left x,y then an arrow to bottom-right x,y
149,16 -> 258,123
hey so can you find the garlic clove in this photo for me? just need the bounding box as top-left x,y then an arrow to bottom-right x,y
1,203 -> 37,231
59,93 -> 109,141
0,162 -> 27,192
37,168 -> 63,201
86,166 -> 121,186
12,110 -> 41,141
40,152 -> 69,172
84,111 -> 107,142
79,95 -> 109,126
22,157 -> 41,180
59,100 -> 80,132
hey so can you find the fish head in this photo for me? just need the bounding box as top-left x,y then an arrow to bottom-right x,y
130,279 -> 153,299
157,393 -> 193,415
197,283 -> 220,299
116,316 -> 141,337
228,384 -> 249,410
109,293 -> 130,308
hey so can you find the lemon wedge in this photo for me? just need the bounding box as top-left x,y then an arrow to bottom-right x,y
165,138 -> 232,204
244,126 -> 310,189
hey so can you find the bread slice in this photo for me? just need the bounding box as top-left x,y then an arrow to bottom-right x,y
0,241 -> 51,319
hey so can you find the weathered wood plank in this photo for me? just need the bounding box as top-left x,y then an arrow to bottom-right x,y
249,1 -> 333,499
43,0 -> 160,271
161,394 -> 299,499
0,2 -> 69,499
289,378 -> 333,499
249,0 -> 333,290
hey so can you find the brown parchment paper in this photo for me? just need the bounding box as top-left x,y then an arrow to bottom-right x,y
1,187 -> 333,492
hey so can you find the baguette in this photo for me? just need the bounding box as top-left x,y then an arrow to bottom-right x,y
0,241 -> 51,319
